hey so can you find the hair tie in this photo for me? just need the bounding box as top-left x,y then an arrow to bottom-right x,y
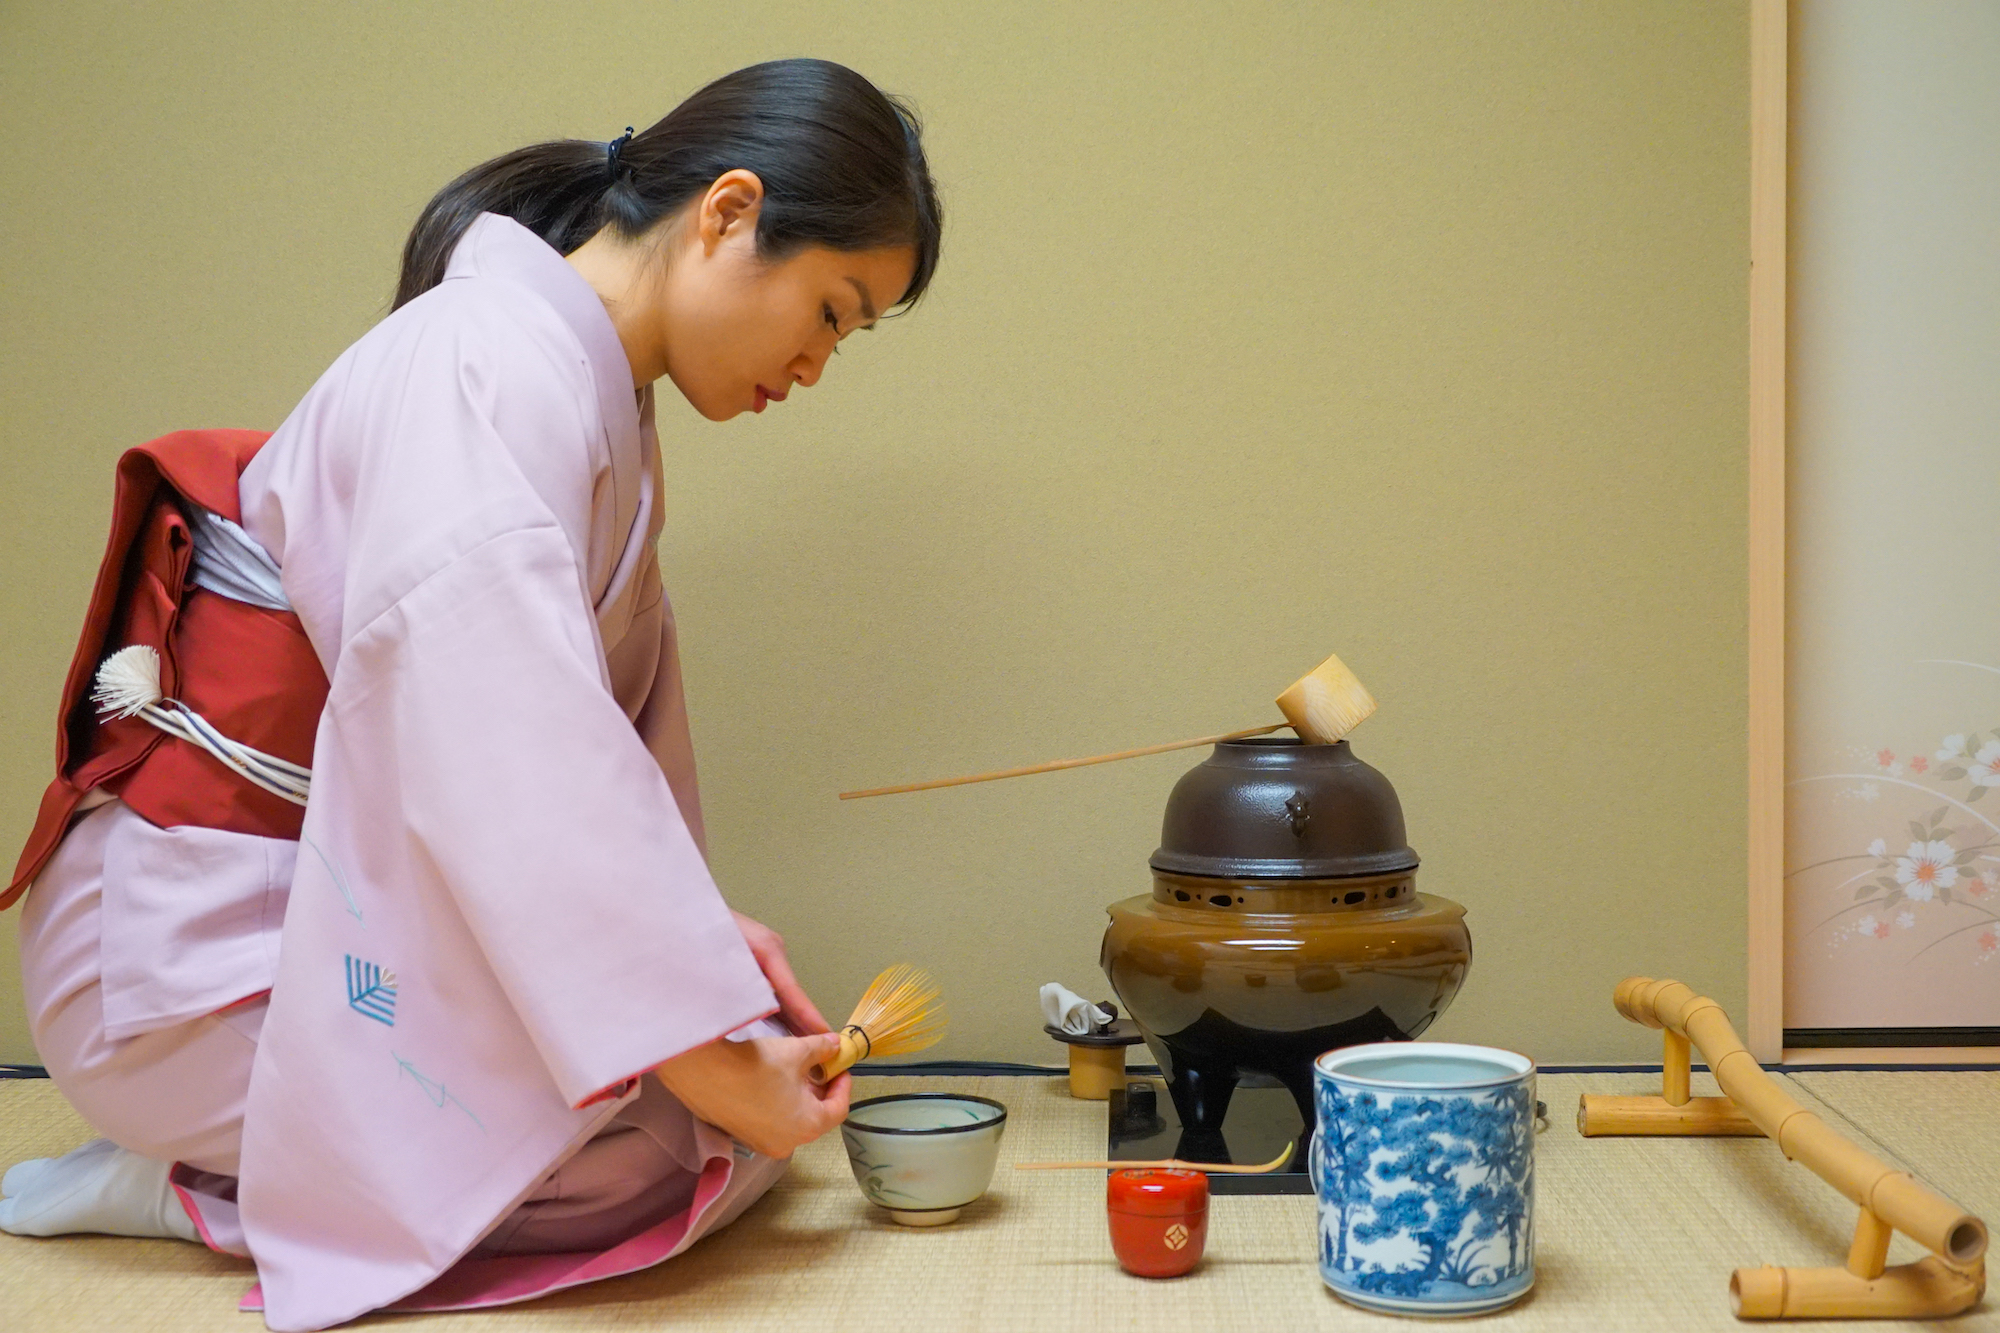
605,127 -> 635,182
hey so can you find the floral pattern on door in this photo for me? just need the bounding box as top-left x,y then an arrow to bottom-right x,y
1788,664 -> 2000,1027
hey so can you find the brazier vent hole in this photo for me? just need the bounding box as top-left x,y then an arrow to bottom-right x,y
1210,895 -> 1232,907
1174,890 -> 1190,901
1345,891 -> 1366,904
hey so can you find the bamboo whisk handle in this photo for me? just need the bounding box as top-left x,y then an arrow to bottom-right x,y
811,1026 -> 871,1083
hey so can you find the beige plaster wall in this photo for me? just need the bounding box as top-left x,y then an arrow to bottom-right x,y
0,2 -> 1748,1067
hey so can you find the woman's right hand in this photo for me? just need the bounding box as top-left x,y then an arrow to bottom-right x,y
654,1031 -> 851,1159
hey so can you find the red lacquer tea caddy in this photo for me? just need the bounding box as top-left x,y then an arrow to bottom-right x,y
1107,1168 -> 1208,1277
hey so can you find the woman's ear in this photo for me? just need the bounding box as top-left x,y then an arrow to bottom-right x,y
698,169 -> 765,254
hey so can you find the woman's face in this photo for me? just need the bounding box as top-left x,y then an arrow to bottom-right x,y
657,172 -> 918,422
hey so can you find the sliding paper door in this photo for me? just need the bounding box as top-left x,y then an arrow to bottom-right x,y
1784,0 -> 2000,1046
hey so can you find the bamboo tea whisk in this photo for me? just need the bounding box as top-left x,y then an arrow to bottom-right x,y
810,964 -> 947,1082
840,650 -> 1377,800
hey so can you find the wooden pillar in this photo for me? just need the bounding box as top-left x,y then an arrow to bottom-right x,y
1745,0 -> 1789,1065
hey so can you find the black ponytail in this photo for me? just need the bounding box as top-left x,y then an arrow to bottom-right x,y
392,59 -> 941,313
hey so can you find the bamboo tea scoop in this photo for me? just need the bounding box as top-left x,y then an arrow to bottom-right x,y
1015,1143 -> 1294,1174
840,651 -> 1376,800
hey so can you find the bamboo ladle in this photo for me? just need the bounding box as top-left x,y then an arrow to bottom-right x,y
839,651 -> 1376,800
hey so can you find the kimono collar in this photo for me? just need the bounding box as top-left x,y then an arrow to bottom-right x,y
443,213 -> 640,465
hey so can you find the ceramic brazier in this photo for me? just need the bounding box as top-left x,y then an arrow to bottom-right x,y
1100,738 -> 1471,1141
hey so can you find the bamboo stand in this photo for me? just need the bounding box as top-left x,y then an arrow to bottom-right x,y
1579,978 -> 1987,1319
1065,1044 -> 1124,1100
1044,1019 -> 1143,1100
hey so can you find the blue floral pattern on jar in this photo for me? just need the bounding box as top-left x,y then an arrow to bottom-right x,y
1314,1068 -> 1535,1314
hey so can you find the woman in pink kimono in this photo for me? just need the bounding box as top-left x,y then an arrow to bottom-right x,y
1,58 -> 939,1331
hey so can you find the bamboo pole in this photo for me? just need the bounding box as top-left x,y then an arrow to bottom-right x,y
1587,976 -> 1988,1320
1731,1257 -> 1984,1321
1663,1030 -> 1693,1105
1847,1208 -> 1892,1281
1580,1022 -> 1760,1135
1576,1095 -> 1761,1137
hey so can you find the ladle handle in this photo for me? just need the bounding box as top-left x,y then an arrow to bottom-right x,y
838,724 -> 1289,800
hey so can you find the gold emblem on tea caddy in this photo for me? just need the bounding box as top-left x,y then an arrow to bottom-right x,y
1163,1223 -> 1189,1250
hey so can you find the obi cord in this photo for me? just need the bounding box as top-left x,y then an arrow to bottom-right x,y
91,645 -> 312,805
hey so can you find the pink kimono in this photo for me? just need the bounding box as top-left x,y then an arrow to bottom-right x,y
19,214 -> 785,1330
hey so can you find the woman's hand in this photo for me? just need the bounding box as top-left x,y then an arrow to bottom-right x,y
654,1032 -> 851,1159
731,910 -> 833,1036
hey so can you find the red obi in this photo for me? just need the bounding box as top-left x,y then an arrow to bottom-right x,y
4,430 -> 329,910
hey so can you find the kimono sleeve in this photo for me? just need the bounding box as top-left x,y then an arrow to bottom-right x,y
308,305 -> 777,1108
618,575 -> 710,860
341,523 -> 778,1107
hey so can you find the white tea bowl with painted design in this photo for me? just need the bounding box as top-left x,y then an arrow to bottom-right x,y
840,1093 -> 1007,1226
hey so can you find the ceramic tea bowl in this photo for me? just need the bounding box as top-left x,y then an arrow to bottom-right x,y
840,1093 -> 1008,1226
1312,1043 -> 1536,1317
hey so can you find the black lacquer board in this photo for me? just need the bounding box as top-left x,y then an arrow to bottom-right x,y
1107,1077 -> 1313,1197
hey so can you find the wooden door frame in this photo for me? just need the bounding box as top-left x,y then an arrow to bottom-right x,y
1745,0 -> 1786,1063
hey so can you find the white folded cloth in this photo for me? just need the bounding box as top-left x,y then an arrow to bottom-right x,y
1040,982 -> 1113,1036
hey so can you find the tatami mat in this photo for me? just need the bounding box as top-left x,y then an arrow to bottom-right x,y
0,1071 -> 1995,1330
1788,1071 -> 2000,1237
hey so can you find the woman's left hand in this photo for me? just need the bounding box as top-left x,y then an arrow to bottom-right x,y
732,910 -> 832,1036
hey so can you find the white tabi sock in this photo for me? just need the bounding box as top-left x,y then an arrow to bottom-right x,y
0,1138 -> 201,1242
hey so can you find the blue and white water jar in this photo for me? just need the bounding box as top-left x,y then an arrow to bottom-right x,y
1312,1042 -> 1537,1317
